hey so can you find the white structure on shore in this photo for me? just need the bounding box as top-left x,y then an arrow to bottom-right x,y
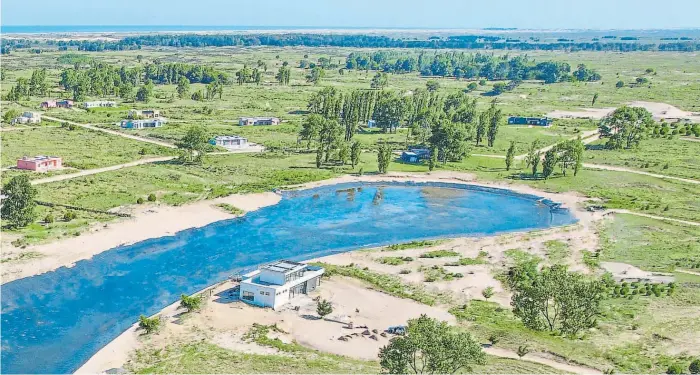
239,260 -> 324,310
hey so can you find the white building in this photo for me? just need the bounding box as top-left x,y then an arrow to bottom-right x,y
12,112 -> 41,125
238,117 -> 280,126
210,135 -> 249,150
120,118 -> 166,129
83,101 -> 117,109
128,109 -> 161,119
239,260 -> 324,310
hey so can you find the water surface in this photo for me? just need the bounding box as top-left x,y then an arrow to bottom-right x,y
1,182 -> 576,373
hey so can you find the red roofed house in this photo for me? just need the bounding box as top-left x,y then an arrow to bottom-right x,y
17,156 -> 63,172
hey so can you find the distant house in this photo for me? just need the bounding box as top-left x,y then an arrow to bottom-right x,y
120,118 -> 166,129
12,112 -> 41,125
128,109 -> 160,119
83,101 -> 117,109
508,116 -> 552,126
400,148 -> 430,163
42,99 -> 73,109
17,155 -> 62,172
238,117 -> 280,126
210,135 -> 248,150
239,260 -> 325,310
367,119 -> 377,128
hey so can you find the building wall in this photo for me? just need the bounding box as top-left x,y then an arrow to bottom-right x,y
259,269 -> 286,285
239,282 -> 277,308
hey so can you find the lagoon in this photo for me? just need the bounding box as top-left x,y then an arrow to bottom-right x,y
0,182 -> 576,373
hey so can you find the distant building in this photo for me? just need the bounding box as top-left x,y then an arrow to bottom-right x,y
238,117 -> 280,126
128,109 -> 160,119
507,116 -> 552,126
83,101 -> 117,109
210,135 -> 249,150
120,118 -> 166,129
17,156 -> 62,172
367,119 -> 377,128
400,148 -> 430,163
12,112 -> 41,125
41,100 -> 73,109
239,260 -> 325,310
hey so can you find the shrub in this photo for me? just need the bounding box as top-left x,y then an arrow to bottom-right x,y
689,359 -> 700,374
63,211 -> 77,221
420,250 -> 459,259
482,286 -> 495,300
488,332 -> 502,345
667,364 -> 685,374
399,269 -> 411,274
316,299 -> 333,318
147,193 -> 157,202
136,197 -> 144,204
180,294 -> 202,312
138,315 -> 161,334
44,214 -> 54,224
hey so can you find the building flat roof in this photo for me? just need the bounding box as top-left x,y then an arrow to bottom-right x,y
20,155 -> 61,162
262,260 -> 305,273
214,135 -> 247,141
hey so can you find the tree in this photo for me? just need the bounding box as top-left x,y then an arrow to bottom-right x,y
482,286 -> 495,300
378,315 -> 486,374
517,345 -> 530,358
592,93 -> 599,106
136,82 -> 153,102
599,106 -> 654,149
486,100 -> 502,147
3,108 -> 20,124
425,80 -> 440,92
373,91 -> 406,133
138,315 -> 161,334
275,66 -> 291,85
370,72 -> 389,89
505,141 -> 516,171
509,264 -> 605,335
316,299 -> 333,318
689,359 -> 700,374
1,175 -> 38,228
191,90 -> 204,101
525,140 -> 543,177
300,114 -> 324,149
316,145 -> 323,168
542,149 -> 557,179
476,112 -> 487,146
428,145 -> 437,171
555,139 -> 585,176
306,66 -> 325,85
180,294 -> 202,312
615,80 -> 625,88
377,143 -> 393,174
350,140 -> 361,168
119,82 -> 135,102
176,77 -> 190,99
176,125 -> 209,164
466,82 -> 478,92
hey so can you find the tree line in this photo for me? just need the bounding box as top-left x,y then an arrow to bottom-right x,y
5,34 -> 699,54
345,51 -> 600,83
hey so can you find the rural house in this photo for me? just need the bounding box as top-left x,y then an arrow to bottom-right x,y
210,135 -> 249,150
400,148 -> 430,163
507,116 -> 553,126
41,99 -> 73,109
83,101 -> 117,109
239,260 -> 325,310
120,118 -> 166,129
16,156 -> 62,172
128,109 -> 160,119
12,112 -> 41,125
238,117 -> 280,126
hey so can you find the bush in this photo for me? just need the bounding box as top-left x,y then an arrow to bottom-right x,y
316,299 -> 333,318
482,286 -> 495,299
136,197 -> 144,204
138,315 -> 161,334
44,214 -> 54,224
689,359 -> 700,374
667,364 -> 685,374
147,193 -> 157,202
180,294 -> 202,312
63,211 -> 77,221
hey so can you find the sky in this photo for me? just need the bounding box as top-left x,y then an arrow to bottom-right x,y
2,0 -> 700,30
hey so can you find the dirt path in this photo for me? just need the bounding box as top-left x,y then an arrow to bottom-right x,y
583,164 -> 700,185
485,347 -> 602,374
681,137 -> 700,143
610,209 -> 700,227
41,115 -> 177,149
30,156 -> 176,185
473,130 -> 599,161
677,269 -> 700,276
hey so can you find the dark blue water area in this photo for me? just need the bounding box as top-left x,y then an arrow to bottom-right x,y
1,182 -> 576,373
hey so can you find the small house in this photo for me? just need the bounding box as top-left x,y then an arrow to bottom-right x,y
238,117 -> 280,126
42,100 -> 73,109
507,116 -> 552,126
367,119 -> 377,128
128,109 -> 160,119
210,135 -> 248,150
400,148 -> 430,163
239,260 -> 325,310
17,156 -> 62,172
120,118 -> 165,129
40,100 -> 57,109
12,112 -> 41,125
83,101 -> 117,109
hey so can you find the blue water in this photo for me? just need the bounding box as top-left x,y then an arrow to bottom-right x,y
1,182 -> 576,373
0,25 -> 406,34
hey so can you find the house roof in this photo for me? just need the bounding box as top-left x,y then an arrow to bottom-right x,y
239,117 -> 279,121
214,135 -> 247,141
262,260 -> 305,273
20,155 -> 61,162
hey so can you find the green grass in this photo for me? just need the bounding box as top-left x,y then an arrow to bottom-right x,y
213,203 -> 245,215
419,250 -> 460,258
599,213 -> 700,272
382,239 -> 445,251
544,240 -> 571,264
377,256 -> 413,266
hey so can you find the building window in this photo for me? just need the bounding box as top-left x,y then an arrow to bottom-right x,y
265,292 -> 270,296
260,291 -> 264,295
242,291 -> 254,301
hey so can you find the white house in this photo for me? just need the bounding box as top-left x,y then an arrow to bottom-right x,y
83,101 -> 117,109
238,117 -> 280,126
12,112 -> 41,125
120,118 -> 166,129
239,260 -> 324,310
210,135 -> 248,150
128,109 -> 160,119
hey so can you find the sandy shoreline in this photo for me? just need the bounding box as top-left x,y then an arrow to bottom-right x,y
66,171 -> 596,374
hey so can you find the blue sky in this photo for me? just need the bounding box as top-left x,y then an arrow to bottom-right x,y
2,0 -> 699,29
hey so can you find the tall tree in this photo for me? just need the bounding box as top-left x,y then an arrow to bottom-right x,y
541,149 -> 557,179
599,106 -> 654,149
505,141 -> 516,171
486,100 -> 502,147
525,139 -> 543,176
591,93 -> 599,106
370,72 -> 389,89
306,66 -> 325,85
1,175 -> 38,228
475,112 -> 487,146
176,125 -> 209,164
300,114 -> 324,149
378,315 -> 486,374
377,143 -> 393,174
176,77 -> 190,99
350,140 -> 361,168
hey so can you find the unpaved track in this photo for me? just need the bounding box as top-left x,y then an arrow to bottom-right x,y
41,115 -> 177,149
485,347 -> 602,374
610,209 -> 700,227
30,156 -> 176,185
583,164 -> 700,185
